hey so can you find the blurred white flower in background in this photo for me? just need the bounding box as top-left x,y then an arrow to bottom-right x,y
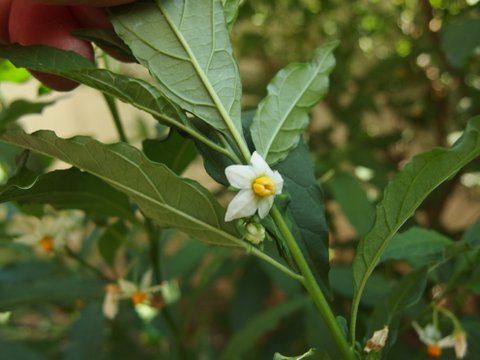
412,322 -> 467,359
7,209 -> 84,255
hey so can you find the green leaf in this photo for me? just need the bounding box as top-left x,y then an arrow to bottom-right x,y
0,129 -> 240,247
111,0 -> 243,137
371,268 -> 428,350
0,99 -> 54,131
222,0 -> 242,30
352,116 -> 480,332
275,143 -> 330,295
380,227 -> 453,267
71,28 -> 134,60
142,130 -> 197,175
327,172 -> 375,237
0,168 -> 135,221
0,45 -> 187,130
0,59 -> 30,83
251,41 -> 337,164
65,303 -> 107,360
220,297 -> 308,360
441,19 -> 480,68
463,220 -> 480,248
0,342 -> 45,360
98,221 -> 127,266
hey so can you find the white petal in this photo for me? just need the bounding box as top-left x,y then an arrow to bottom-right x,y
272,171 -> 284,194
412,322 -> 434,345
102,292 -> 119,320
141,269 -> 153,290
257,196 -> 274,218
118,279 -> 137,295
225,165 -> 255,189
437,335 -> 456,348
250,152 -> 270,176
225,190 -> 259,221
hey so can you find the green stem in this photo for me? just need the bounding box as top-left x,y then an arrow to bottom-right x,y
103,93 -> 128,143
64,246 -> 113,282
145,219 -> 188,360
270,206 -> 355,360
249,246 -> 304,283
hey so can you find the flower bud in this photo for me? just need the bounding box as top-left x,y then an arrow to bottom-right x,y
245,223 -> 266,245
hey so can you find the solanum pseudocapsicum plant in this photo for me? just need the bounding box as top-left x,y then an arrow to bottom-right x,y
0,0 -> 479,359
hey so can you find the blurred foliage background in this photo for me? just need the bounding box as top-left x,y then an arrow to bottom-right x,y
0,0 -> 479,359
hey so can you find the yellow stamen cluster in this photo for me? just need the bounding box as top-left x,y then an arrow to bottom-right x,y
252,176 -> 276,197
39,236 -> 54,253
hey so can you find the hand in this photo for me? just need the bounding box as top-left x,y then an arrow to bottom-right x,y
0,0 -> 135,91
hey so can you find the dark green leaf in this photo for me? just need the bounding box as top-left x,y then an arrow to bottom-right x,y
111,0 -> 244,137
381,227 -> 453,267
463,220 -> 480,248
275,143 -> 330,295
251,41 -> 337,164
441,19 -> 480,68
220,297 -> 309,360
71,28 -> 134,60
0,129 -> 240,247
0,45 -> 188,130
65,303 -> 107,360
0,168 -> 135,221
352,116 -> 480,321
143,130 -> 197,175
0,342 -> 45,360
327,172 -> 375,237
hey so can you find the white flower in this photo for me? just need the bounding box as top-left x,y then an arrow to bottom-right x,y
364,325 -> 389,353
453,330 -> 468,359
412,322 -> 461,358
8,210 -> 83,255
225,152 -> 283,222
102,270 -> 165,320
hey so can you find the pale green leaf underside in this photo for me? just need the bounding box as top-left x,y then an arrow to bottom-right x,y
111,0 -> 243,135
352,116 -> 480,303
0,129 -> 239,247
251,41 -> 337,164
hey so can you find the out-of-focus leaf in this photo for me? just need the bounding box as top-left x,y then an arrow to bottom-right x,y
111,0 -> 244,138
327,172 -> 375,237
98,221 -> 127,267
461,316 -> 480,360
0,129 -> 240,247
143,130 -> 197,175
251,41 -> 337,165
275,143 -> 330,296
352,116 -> 480,328
380,227 -> 453,267
441,19 -> 480,68
0,168 -> 135,221
65,303 -> 107,360
0,99 -> 54,131
0,342 -> 45,360
230,259 -> 270,332
220,297 -> 308,360
0,59 -> 30,83
0,45 -> 188,130
329,266 -> 390,307
0,272 -> 103,311
164,240 -> 208,279
463,220 -> 480,248
371,268 -> 428,349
